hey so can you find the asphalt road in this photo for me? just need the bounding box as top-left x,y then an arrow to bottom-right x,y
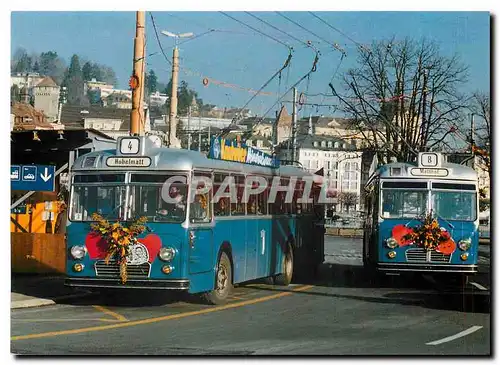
11,237 -> 491,355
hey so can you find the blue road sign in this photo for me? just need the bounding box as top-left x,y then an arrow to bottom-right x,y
11,165 -> 56,192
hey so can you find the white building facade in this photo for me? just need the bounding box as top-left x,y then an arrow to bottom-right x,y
277,135 -> 362,212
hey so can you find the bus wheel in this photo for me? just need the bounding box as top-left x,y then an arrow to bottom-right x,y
274,243 -> 294,286
203,252 -> 233,305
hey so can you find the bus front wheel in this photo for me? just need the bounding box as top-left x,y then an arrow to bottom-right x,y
203,251 -> 233,305
274,243 -> 294,286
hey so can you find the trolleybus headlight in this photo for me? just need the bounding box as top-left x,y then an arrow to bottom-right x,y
70,246 -> 86,260
158,247 -> 175,262
73,263 -> 84,272
162,265 -> 173,274
385,237 -> 398,249
458,238 -> 472,251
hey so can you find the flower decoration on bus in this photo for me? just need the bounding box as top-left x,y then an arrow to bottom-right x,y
391,225 -> 414,247
90,213 -> 148,283
401,214 -> 456,254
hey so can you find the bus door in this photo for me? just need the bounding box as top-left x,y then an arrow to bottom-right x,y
312,184 -> 325,265
233,175 -> 256,280
188,176 -> 214,275
366,182 -> 380,264
253,179 -> 269,278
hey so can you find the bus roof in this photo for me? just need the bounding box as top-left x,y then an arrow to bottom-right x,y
371,161 -> 477,182
71,146 -> 311,178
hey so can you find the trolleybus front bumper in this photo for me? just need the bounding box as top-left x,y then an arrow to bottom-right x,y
376,263 -> 478,274
65,277 -> 190,290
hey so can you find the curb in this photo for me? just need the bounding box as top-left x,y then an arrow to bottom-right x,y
11,291 -> 94,310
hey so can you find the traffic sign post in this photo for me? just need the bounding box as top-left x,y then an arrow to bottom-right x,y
11,165 -> 56,192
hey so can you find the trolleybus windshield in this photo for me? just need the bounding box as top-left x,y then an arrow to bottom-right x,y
70,174 -> 126,221
128,174 -> 188,223
381,182 -> 428,219
431,183 -> 477,221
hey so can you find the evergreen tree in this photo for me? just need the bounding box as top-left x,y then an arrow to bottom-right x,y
82,61 -> 103,82
32,60 -> 40,73
100,66 -> 117,86
145,70 -> 158,96
39,51 -> 66,84
162,79 -> 204,116
12,49 -> 32,73
82,62 -> 93,81
62,54 -> 86,105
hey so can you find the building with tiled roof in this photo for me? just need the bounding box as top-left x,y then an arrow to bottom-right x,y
59,104 -> 150,139
10,101 -> 61,131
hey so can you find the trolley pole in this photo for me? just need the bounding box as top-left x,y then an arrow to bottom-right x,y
291,87 -> 298,163
130,11 -> 146,136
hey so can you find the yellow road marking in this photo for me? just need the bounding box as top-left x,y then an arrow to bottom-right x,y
229,296 -> 245,300
12,285 -> 313,341
92,305 -> 128,322
12,318 -> 120,323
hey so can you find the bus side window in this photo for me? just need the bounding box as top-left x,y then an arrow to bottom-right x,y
269,177 -> 282,215
257,180 -> 268,215
246,175 -> 267,215
231,174 -> 246,216
190,173 -> 212,223
214,173 -> 230,217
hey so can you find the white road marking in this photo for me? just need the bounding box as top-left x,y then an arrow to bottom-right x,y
426,326 -> 483,345
470,282 -> 488,291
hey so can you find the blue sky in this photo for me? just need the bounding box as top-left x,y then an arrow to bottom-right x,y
11,11 -> 490,118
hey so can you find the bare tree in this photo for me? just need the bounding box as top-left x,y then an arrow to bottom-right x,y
331,38 -> 469,163
470,91 -> 490,177
338,191 -> 358,213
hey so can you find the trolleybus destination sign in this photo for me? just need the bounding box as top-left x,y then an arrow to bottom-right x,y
106,156 -> 151,167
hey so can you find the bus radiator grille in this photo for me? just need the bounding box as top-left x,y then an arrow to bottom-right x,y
94,261 -> 151,278
405,249 -> 451,263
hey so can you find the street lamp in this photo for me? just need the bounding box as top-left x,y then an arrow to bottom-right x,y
161,30 -> 194,47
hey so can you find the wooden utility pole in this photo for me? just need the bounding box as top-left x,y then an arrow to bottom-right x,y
187,106 -> 192,150
471,113 -> 475,170
130,11 -> 146,136
168,46 -> 181,148
198,114 -> 202,152
291,87 -> 298,163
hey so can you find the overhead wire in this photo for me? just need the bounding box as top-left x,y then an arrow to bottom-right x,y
217,50 -> 294,137
251,52 -> 320,138
149,12 -> 172,66
244,12 -> 320,54
150,12 -> 274,97
318,52 -> 345,107
220,11 -> 293,51
244,11 -> 323,115
276,12 -> 346,56
308,12 -> 369,53
165,12 -> 254,36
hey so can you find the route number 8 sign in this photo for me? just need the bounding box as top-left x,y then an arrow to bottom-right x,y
418,152 -> 440,168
